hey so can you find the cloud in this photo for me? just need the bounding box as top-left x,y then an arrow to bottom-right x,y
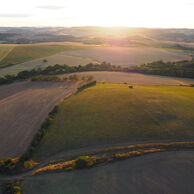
36,5 -> 65,10
0,14 -> 33,18
187,2 -> 194,5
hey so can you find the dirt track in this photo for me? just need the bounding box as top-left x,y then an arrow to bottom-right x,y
0,82 -> 77,159
22,151 -> 194,194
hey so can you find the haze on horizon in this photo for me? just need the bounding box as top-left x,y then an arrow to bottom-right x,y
0,0 -> 194,29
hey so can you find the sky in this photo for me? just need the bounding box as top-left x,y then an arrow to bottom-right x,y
0,0 -> 194,28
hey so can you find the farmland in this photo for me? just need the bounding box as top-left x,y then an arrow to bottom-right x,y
0,45 -> 191,76
0,81 -> 77,159
0,53 -> 98,76
22,151 -> 194,194
0,46 -> 14,62
63,46 -> 191,66
62,71 -> 194,85
31,84 -> 194,161
0,44 -> 92,68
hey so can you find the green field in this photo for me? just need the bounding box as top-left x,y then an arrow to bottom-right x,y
0,45 -> 88,67
32,84 -> 194,161
0,46 -> 14,62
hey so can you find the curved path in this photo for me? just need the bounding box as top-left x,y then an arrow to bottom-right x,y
0,139 -> 194,181
22,151 -> 194,194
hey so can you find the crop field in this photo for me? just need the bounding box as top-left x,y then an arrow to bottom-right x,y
62,71 -> 194,85
0,53 -> 98,76
0,81 -> 77,159
63,46 -> 191,67
31,84 -> 194,161
0,46 -> 14,62
0,44 -> 91,67
23,151 -> 194,194
0,45 -> 191,76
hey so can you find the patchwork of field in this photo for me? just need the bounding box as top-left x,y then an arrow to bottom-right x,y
23,151 -> 194,194
0,54 -> 98,76
32,84 -> 194,161
63,46 -> 191,66
0,82 -> 77,160
62,71 -> 194,85
0,45 -> 191,76
0,44 -> 92,68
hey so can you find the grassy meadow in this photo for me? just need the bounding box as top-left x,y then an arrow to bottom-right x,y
32,83 -> 194,161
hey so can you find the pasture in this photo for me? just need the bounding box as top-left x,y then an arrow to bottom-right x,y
31,84 -> 194,161
23,151 -> 194,194
0,81 -> 77,159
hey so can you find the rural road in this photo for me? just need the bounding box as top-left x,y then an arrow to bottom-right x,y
0,138 -> 194,181
0,81 -> 77,160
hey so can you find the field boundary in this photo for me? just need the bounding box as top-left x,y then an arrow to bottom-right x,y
0,80 -> 97,176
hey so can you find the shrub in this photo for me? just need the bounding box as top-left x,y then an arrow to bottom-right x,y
77,81 -> 97,92
1,180 -> 22,194
31,75 -> 61,82
0,158 -> 17,173
23,160 -> 38,169
74,156 -> 91,169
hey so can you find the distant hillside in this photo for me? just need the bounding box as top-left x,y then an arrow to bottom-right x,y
1,27 -> 194,44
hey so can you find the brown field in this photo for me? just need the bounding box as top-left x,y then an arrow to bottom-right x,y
0,82 -> 77,160
62,71 -> 194,85
63,46 -> 191,66
23,151 -> 194,194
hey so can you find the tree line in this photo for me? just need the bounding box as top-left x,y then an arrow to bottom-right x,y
136,60 -> 194,78
1,60 -> 194,85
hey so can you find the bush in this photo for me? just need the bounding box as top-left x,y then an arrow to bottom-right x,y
74,156 -> 91,169
2,180 -> 21,194
77,81 -> 97,92
0,158 -> 17,173
23,160 -> 38,169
